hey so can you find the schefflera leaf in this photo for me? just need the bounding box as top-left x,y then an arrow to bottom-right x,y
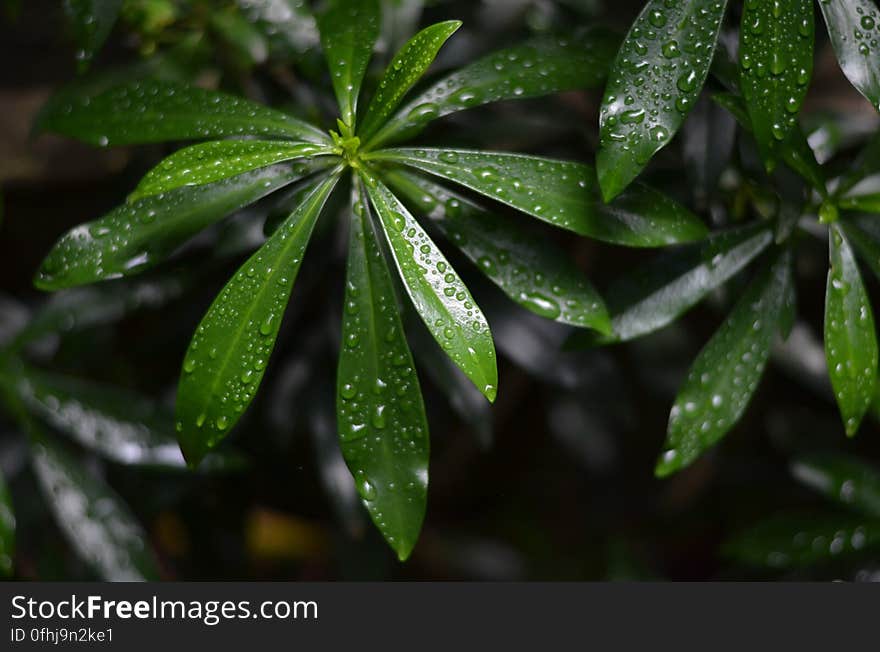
360,169 -> 498,401
130,140 -> 337,200
385,169 -> 611,332
739,0 -> 814,170
597,0 -> 729,201
337,181 -> 429,561
818,0 -> 880,113
36,79 -> 329,146
316,0 -> 380,129
657,248 -> 793,477
367,148 -> 707,247
176,172 -> 341,464
35,161 -> 328,290
825,223 -> 878,437
358,20 -> 462,142
0,469 -> 13,577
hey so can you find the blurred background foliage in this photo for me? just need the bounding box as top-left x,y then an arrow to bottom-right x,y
0,0 -> 879,581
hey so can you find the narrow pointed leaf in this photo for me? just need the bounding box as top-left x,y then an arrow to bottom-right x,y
337,180 -> 429,561
30,433 -> 160,581
368,148 -> 706,247
597,0 -> 729,201
818,0 -> 880,113
657,249 -> 792,477
739,0 -> 814,170
792,454 -> 880,518
35,161 -> 328,290
360,169 -> 497,401
64,0 -> 123,72
385,168 -> 611,332
36,79 -> 329,146
131,141 -> 338,200
366,29 -> 620,149
176,173 -> 340,464
316,0 -> 380,128
825,223 -> 878,436
0,469 -> 13,577
569,222 -> 774,347
358,21 -> 461,141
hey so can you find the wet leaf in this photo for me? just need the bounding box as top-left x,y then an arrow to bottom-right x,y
64,0 -> 123,72
316,0 -> 380,129
131,140 -> 337,200
0,469 -> 13,577
818,0 -> 880,113
35,162 -> 327,290
367,148 -> 706,247
36,79 -> 329,146
385,168 -> 611,332
792,454 -> 880,518
176,173 -> 340,464
824,223 -> 878,436
739,0 -> 814,170
336,179 -> 429,560
361,169 -> 497,401
657,249 -> 793,477
365,29 -> 619,148
597,0 -> 729,201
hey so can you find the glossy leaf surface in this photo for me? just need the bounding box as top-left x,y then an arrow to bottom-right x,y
385,169 -> 610,332
657,249 -> 792,477
36,79 -> 328,146
368,148 -> 707,247
366,29 -> 619,148
337,180 -> 429,560
818,0 -> 880,113
825,224 -> 878,436
739,0 -> 814,169
64,0 -> 123,71
360,170 -> 497,401
597,0 -> 729,201
792,454 -> 880,517
0,469 -> 13,576
176,173 -> 339,464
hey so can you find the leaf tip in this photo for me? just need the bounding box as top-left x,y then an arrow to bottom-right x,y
654,447 -> 683,478
596,153 -> 625,203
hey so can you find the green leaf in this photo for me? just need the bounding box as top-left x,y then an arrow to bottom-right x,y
739,0 -> 814,170
30,433 -> 160,581
358,20 -> 461,142
64,0 -> 123,72
336,179 -> 429,561
35,79 -> 329,146
131,140 -> 337,200
596,0 -> 729,201
792,454 -> 880,518
384,168 -> 611,332
569,222 -> 774,348
176,172 -> 340,464
316,0 -> 380,129
365,29 -> 619,149
842,215 -> 880,281
366,148 -> 707,247
818,0 -> 880,113
360,168 -> 497,401
657,249 -> 793,477
35,161 -> 327,290
0,468 -> 13,577
724,513 -> 880,569
825,223 -> 878,436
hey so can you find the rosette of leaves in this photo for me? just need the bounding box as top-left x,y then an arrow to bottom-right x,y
571,0 -> 880,478
33,0 -> 707,559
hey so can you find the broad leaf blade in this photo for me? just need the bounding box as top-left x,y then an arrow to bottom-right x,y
0,469 -> 13,577
792,454 -> 880,518
597,0 -> 729,201
176,172 -> 340,464
825,223 -> 878,436
818,0 -> 880,113
360,169 -> 497,401
368,148 -> 707,247
337,179 -> 429,561
657,249 -> 793,477
64,0 -> 123,72
131,140 -> 337,200
367,29 -> 619,149
36,79 -> 329,146
316,0 -> 380,129
385,168 -> 611,332
35,161 -> 327,290
739,0 -> 814,169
